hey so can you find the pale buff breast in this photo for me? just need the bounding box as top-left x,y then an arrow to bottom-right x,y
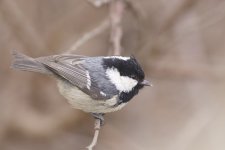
57,80 -> 127,113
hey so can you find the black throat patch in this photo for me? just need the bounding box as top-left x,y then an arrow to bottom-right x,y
119,84 -> 144,104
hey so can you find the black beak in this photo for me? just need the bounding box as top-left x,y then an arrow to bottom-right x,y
141,80 -> 153,86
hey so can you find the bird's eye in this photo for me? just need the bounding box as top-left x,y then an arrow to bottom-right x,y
130,75 -> 137,80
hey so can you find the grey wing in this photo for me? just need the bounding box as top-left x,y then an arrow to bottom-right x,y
37,54 -> 112,100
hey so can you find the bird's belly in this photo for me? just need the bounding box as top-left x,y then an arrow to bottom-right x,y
57,80 -> 127,113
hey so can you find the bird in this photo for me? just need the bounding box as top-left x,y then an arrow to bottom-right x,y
11,50 -> 151,125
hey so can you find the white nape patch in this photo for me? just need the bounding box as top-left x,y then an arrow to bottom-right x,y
86,71 -> 91,89
106,68 -> 138,92
104,56 -> 130,61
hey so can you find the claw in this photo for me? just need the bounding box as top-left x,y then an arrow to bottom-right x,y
91,113 -> 105,126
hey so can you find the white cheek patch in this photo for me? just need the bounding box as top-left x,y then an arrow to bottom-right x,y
86,71 -> 91,89
106,68 -> 138,92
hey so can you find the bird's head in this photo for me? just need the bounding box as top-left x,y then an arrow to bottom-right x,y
103,56 -> 151,102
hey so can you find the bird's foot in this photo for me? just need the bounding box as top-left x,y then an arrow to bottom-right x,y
91,113 -> 105,126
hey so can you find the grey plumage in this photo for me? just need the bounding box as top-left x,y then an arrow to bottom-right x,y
11,50 -> 118,101
11,50 -> 52,74
84,58 -> 118,98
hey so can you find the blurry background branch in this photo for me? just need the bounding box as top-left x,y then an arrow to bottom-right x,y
68,0 -> 127,55
1,0 -> 225,150
109,0 -> 126,55
66,19 -> 110,54
0,0 -> 47,55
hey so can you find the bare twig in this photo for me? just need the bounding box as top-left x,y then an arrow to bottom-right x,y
68,0 -> 126,55
0,0 -> 47,55
86,119 -> 101,150
138,0 -> 197,57
66,19 -> 109,54
109,0 -> 126,55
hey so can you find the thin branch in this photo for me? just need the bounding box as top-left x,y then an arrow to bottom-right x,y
0,0 -> 47,55
67,0 -> 126,55
82,1 -> 126,149
86,119 -> 101,150
109,0 -> 126,55
66,19 -> 109,54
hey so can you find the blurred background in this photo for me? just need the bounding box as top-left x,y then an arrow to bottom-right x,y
0,0 -> 225,149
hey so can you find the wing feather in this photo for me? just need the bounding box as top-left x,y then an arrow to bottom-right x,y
37,55 -> 109,100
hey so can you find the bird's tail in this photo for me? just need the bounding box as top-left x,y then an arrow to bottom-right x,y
11,50 -> 52,74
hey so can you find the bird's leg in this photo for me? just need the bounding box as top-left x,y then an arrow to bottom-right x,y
91,113 -> 105,126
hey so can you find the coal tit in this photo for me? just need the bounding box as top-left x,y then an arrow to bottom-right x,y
11,50 -> 151,124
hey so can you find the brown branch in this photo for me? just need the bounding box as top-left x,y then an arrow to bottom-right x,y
0,0 -> 47,55
109,0 -> 126,55
66,19 -> 110,54
86,119 -> 101,150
